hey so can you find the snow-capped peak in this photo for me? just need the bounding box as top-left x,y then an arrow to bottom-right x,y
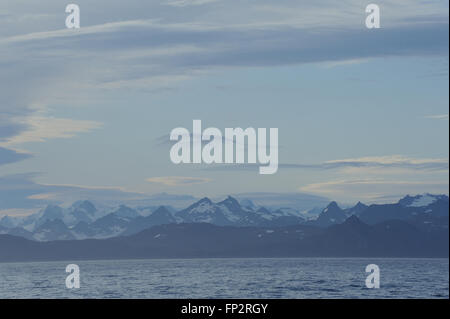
399,194 -> 441,208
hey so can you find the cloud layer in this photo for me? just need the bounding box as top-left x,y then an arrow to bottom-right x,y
0,1 -> 448,167
0,173 -> 199,214
206,155 -> 449,172
0,147 -> 31,166
146,176 -> 212,186
0,1 -> 448,209
299,179 -> 449,203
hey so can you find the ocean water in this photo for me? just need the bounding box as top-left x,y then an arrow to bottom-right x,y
0,258 -> 448,299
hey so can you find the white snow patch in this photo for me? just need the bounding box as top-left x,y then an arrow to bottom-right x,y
218,205 -> 241,222
408,194 -> 437,207
190,202 -> 215,214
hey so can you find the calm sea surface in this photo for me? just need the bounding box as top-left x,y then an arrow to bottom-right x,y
0,258 -> 448,299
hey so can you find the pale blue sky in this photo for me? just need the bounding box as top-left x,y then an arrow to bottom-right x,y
0,0 -> 448,213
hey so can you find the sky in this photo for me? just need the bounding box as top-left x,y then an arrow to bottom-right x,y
0,0 -> 448,215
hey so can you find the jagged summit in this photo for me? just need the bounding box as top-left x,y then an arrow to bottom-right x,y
326,201 -> 340,209
197,197 -> 213,205
218,196 -> 242,210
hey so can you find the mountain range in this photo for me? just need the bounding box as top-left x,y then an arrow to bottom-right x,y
0,193 -> 447,261
0,194 -> 448,243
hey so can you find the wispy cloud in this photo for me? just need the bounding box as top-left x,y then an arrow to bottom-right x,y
322,155 -> 449,171
0,173 -> 198,212
163,0 -> 219,7
205,155 -> 449,172
299,179 -> 449,203
0,147 -> 31,166
0,208 -> 37,218
146,176 -> 212,186
0,116 -> 102,146
425,114 -> 449,120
